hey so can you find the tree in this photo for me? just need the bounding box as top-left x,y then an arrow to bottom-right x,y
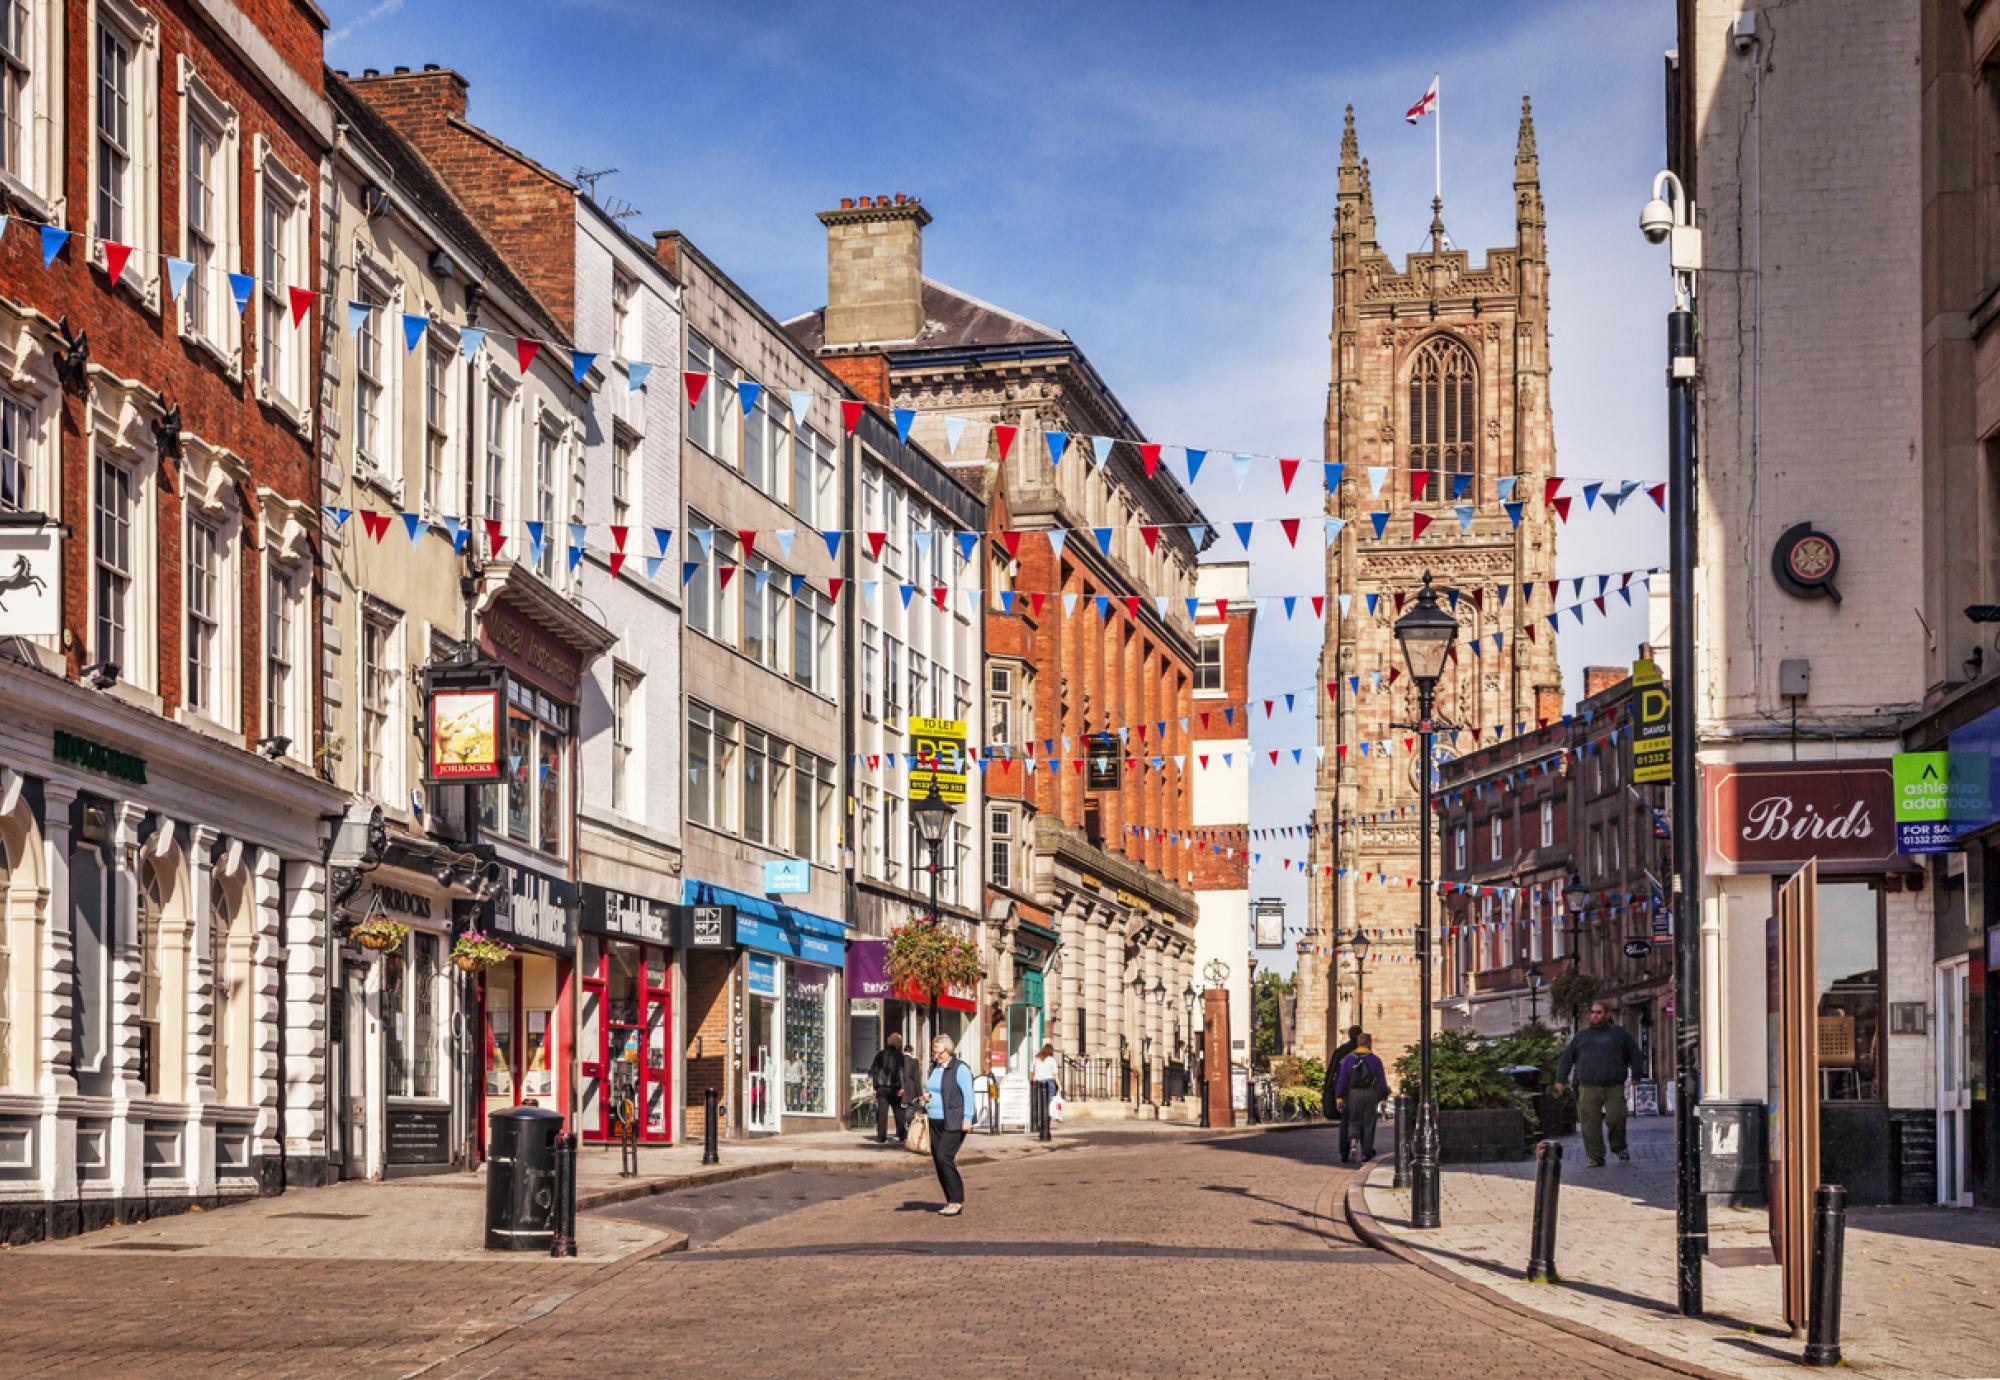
1250,970 -> 1295,1071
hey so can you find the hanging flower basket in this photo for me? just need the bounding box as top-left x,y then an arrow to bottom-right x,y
452,930 -> 514,972
885,919 -> 982,1010
352,918 -> 409,953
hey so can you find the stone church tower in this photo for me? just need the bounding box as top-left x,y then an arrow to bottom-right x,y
1298,100 -> 1563,1074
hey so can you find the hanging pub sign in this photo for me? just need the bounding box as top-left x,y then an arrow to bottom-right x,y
422,663 -> 505,785
0,517 -> 60,637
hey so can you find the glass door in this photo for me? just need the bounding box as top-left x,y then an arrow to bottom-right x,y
1939,958 -> 1971,1206
745,956 -> 780,1133
338,963 -> 369,1179
482,963 -> 517,1133
643,954 -> 671,1140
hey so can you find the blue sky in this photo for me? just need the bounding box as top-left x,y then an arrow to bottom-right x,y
329,0 -> 1677,973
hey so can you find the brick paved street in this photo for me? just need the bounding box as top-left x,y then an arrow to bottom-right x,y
0,1125 -> 1692,1377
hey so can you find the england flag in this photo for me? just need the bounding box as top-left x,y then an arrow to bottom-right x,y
1405,75 -> 1439,124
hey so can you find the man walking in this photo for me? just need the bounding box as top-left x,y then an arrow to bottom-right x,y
1332,1033 -> 1387,1162
868,1032 -> 909,1143
1326,1024 -> 1361,1145
1555,1002 -> 1645,1167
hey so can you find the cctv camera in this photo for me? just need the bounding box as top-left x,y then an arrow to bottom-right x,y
1639,197 -> 1674,245
1731,12 -> 1758,53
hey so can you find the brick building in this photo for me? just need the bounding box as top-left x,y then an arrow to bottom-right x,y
1303,101 -> 1564,1076
0,0 -> 347,1243
788,196 -> 1212,1109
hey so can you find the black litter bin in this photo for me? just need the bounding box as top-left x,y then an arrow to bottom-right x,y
486,1106 -> 563,1252
1697,1099 -> 1767,1207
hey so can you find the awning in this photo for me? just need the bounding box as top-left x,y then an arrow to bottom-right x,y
682,879 -> 848,968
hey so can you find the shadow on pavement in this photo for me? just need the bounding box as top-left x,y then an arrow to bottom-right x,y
659,1239 -> 1381,1265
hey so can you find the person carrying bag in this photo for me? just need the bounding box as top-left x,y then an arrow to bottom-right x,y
923,1034 -> 975,1215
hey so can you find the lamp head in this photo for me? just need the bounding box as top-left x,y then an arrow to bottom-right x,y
1393,572 -> 1458,689
911,781 -> 954,845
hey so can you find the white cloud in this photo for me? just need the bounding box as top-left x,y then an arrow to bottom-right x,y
328,0 -> 407,46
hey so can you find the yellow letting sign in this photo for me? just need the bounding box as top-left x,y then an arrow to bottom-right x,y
907,717 -> 969,804
1632,656 -> 1671,784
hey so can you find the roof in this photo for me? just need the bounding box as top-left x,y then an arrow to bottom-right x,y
325,69 -> 571,348
782,277 -> 1066,353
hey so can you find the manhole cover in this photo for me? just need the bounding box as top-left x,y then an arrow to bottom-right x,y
273,1212 -> 366,1221
91,1241 -> 200,1251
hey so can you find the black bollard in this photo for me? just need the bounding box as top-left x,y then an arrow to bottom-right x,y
550,1131 -> 577,1259
1525,1139 -> 1564,1283
1392,1095 -> 1410,1189
702,1087 -> 721,1165
1803,1184 -> 1847,1367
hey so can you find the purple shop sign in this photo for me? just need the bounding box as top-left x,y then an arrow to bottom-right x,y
845,938 -> 891,999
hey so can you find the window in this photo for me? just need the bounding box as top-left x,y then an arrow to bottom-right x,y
184,517 -> 220,715
862,626 -> 879,720
884,793 -> 903,884
686,333 -> 715,454
1407,334 -> 1478,479
0,391 -> 33,512
1528,888 -> 1544,963
687,704 -> 714,828
742,730 -> 771,845
0,0 -> 29,184
1589,824 -> 1604,879
611,428 -> 634,531
791,751 -> 834,864
257,150 -> 308,407
353,290 -> 385,473
794,424 -> 832,526
1452,825 -> 1466,871
610,266 -> 638,359
687,523 -> 739,644
1194,633 -> 1224,694
744,384 -> 767,494
423,343 -> 451,513
410,932 -> 440,1098
93,455 -> 133,670
183,108 -> 218,344
792,586 -> 834,695
483,380 -> 513,524
1816,881 -> 1884,1103
94,17 -> 134,244
534,418 -> 559,580
359,607 -> 398,802
1490,815 -> 1502,862
480,679 -> 571,857
989,807 -> 1013,887
859,786 -> 881,878
884,636 -> 903,727
264,564 -> 298,743
883,486 -> 903,574
1540,799 -> 1554,848
989,665 -> 1013,747
611,667 -> 639,815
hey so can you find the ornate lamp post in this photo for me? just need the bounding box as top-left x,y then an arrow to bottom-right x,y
1394,570 -> 1457,1230
911,783 -> 957,1039
1348,927 -> 1372,1028
1526,962 -> 1544,1028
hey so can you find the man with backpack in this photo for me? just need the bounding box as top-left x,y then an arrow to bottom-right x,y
867,1032 -> 909,1143
1332,1032 -> 1387,1162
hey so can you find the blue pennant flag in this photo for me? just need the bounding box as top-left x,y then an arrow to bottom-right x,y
460,327 -> 487,362
446,517 -> 470,554
899,584 -> 916,609
404,313 -> 429,353
1370,511 -> 1390,539
1093,527 -> 1113,556
573,351 -> 596,386
1497,475 -> 1518,503
1324,461 -> 1344,492
1504,501 -> 1524,529
346,302 -> 371,336
1186,597 -> 1200,619
165,257 -> 194,302
401,513 -> 425,543
628,361 -> 652,392
894,408 -> 915,445
1456,505 -> 1475,532
1283,596 -> 1297,619
1045,430 -> 1068,467
1233,521 -> 1254,551
228,272 -> 256,316
789,572 -> 807,597
1000,590 -> 1015,614
956,530 -> 978,563
1186,523 -> 1208,546
681,561 -> 701,587
1047,530 -> 1067,559
1184,448 -> 1206,483
1583,481 -> 1602,509
1497,585 -> 1509,605
1223,707 -> 1235,727
1450,472 -> 1473,500
39,225 -> 69,267
1365,594 -> 1379,617
737,380 -> 762,416
1095,595 -> 1110,620
653,527 -> 674,555
525,522 -> 546,565
645,556 -> 663,581
821,529 -> 844,560
1349,676 -> 1360,696
1231,454 -> 1252,490
325,506 -> 353,529
694,528 -> 715,559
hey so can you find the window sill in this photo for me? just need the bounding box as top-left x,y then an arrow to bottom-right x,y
104,681 -> 164,716
181,325 -> 242,382
354,465 -> 404,510
0,172 -> 53,222
175,707 -> 242,748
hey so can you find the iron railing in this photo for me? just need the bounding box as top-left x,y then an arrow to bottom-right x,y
1059,1056 -> 1121,1101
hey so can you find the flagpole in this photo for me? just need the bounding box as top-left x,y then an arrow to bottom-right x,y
1434,71 -> 1442,204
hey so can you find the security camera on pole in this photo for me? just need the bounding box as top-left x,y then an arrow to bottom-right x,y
1639,168 -> 1707,1318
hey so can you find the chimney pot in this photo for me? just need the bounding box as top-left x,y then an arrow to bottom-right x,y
894,192 -> 906,205
394,65 -> 409,74
878,193 -> 889,206
363,68 -> 379,77
840,197 -> 854,210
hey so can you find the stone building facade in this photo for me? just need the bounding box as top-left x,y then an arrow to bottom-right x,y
1302,102 -> 1563,1076
788,196 -> 1211,1107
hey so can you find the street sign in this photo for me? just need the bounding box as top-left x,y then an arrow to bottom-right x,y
1893,752 -> 1953,854
1623,939 -> 1650,959
1632,656 -> 1671,784
906,716 -> 969,804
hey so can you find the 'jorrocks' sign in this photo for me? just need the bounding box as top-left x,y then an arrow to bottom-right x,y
1700,760 -> 1900,874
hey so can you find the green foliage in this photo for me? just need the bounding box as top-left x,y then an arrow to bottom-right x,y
1251,970 -> 1294,1071
1490,1023 -> 1563,1088
1270,1055 -> 1327,1092
1392,1029 -> 1529,1111
1276,1084 -> 1323,1119
1549,969 -> 1600,1024
885,920 -> 982,1004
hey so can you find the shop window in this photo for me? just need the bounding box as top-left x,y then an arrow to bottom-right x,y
784,963 -> 833,1115
411,932 -> 439,1098
1815,881 -> 1883,1103
382,938 -> 406,1091
484,963 -> 515,1100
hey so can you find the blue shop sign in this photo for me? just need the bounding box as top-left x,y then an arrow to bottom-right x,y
1944,706 -> 2000,840
747,953 -> 779,997
763,858 -> 810,895
682,880 -> 847,969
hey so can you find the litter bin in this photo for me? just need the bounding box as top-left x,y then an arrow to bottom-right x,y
1697,1098 -> 1767,1207
486,1106 -> 563,1251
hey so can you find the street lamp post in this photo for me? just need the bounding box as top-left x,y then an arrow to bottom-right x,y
1348,927 -> 1372,1028
911,783 -> 957,1042
1641,167 -> 1706,1317
1526,963 -> 1544,1028
1394,571 -> 1458,1231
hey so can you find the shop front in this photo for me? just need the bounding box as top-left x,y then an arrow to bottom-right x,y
1006,921 -> 1057,1073
478,860 -> 578,1149
682,882 -> 847,1136
578,885 -> 674,1145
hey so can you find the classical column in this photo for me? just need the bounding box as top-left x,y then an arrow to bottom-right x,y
187,824 -> 221,1101
1141,938 -> 1161,1097
1080,904 -> 1103,1062
1104,911 -> 1127,1063
1058,897 -> 1085,1054
280,858 -> 328,1182
249,848 -> 285,1165
39,782 -> 77,1100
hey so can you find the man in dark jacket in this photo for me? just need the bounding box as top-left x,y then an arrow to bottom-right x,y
1326,1024 -> 1362,1149
1332,1033 -> 1387,1162
868,1033 -> 908,1143
1555,1003 -> 1645,1167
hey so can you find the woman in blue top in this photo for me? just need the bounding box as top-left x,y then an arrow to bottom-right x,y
925,1033 -> 976,1215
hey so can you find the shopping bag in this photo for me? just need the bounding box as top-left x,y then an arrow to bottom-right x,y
908,1116 -> 931,1155
1050,1096 -> 1065,1122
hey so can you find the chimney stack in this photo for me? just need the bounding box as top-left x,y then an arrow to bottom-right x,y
817,194 -> 931,347
1535,685 -> 1563,727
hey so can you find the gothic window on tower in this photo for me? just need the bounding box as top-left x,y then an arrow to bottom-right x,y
1407,334 -> 1478,479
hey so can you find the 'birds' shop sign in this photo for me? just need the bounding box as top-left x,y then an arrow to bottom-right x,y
1700,760 -> 1899,874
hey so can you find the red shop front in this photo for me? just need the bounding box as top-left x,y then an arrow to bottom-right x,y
578,884 -> 675,1144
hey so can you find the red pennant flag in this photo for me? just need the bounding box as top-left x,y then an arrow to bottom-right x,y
683,371 -> 709,407
1140,525 -> 1159,552
1648,483 -> 1667,510
1523,623 -> 1538,643
1338,744 -> 1349,760
1404,737 -> 1415,754
1279,457 -> 1301,492
287,286 -> 315,327
1411,470 -> 1429,501
1200,711 -> 1211,728
992,423 -> 1017,460
1215,598 -> 1228,619
1136,724 -> 1148,742
1552,496 -> 1573,524
717,565 -> 737,590
1593,595 -> 1607,615
103,241 -> 133,287
1471,588 -> 1484,611
1072,760 -> 1085,776
1387,666 -> 1401,685
1326,682 -> 1338,700
841,400 -> 865,435
1028,591 -> 1047,618
1140,443 -> 1162,477
828,578 -> 845,602
1544,477 -> 1565,504
1412,512 -> 1433,539
1278,517 -> 1301,546
516,337 -> 541,373
866,531 -> 887,561
1269,750 -> 1280,765
610,525 -> 629,552
610,553 -> 627,578
1124,595 -> 1141,619
1311,596 -> 1325,618
1263,699 -> 1275,718
486,519 -> 507,556
933,587 -> 948,610
737,530 -> 757,558
1394,591 -> 1407,615
1199,755 -> 1209,769
1001,531 -> 1023,560
360,510 -> 390,543
1547,579 -> 1561,603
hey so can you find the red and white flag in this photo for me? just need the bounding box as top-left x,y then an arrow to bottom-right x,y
1405,74 -> 1439,123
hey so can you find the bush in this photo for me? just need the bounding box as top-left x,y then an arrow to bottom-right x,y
1271,1055 -> 1327,1091
1276,1084 -> 1323,1119
1392,1030 -> 1527,1111
1490,1023 -> 1563,1089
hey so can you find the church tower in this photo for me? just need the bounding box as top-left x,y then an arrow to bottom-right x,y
1298,99 -> 1563,1071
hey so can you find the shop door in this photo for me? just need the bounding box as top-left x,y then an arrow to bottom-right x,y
1938,958 -> 1972,1207
745,955 -> 781,1133
338,963 -> 369,1180
482,963 -> 517,1133
643,958 -> 671,1140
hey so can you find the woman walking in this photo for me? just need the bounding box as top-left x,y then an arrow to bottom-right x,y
925,1034 -> 976,1215
1030,1042 -> 1060,1134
